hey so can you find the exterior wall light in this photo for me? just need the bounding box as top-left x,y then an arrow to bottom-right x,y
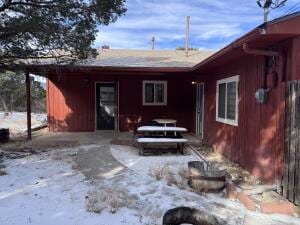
84,78 -> 90,86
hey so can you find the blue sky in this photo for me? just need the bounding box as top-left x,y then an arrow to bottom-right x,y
94,0 -> 300,51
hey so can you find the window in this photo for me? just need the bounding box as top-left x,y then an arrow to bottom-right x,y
143,81 -> 167,105
216,75 -> 239,126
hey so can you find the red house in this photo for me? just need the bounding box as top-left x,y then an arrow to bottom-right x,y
27,49 -> 214,132
26,13 -> 300,203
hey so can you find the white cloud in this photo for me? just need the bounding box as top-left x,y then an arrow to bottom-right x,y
95,31 -> 150,49
94,0 -> 299,50
196,24 -> 243,40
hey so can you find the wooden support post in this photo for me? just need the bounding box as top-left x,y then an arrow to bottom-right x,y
25,71 -> 32,140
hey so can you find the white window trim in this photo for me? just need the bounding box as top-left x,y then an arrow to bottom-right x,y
143,80 -> 167,106
216,75 -> 239,126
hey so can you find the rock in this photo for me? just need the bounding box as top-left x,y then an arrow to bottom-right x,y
260,202 -> 296,216
261,191 -> 287,203
237,192 -> 257,211
243,185 -> 276,195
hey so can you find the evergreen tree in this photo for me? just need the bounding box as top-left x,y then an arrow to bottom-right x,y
0,0 -> 127,70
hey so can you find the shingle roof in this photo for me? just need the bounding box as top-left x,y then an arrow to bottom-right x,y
27,49 -> 215,68
86,49 -> 215,68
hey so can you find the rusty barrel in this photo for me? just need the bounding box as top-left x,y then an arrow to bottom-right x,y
188,161 -> 227,193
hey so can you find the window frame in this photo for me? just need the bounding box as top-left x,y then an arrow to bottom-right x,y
142,80 -> 167,106
216,75 -> 239,126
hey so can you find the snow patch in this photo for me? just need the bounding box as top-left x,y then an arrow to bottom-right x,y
0,144 -> 299,225
0,112 -> 46,135
110,144 -> 198,176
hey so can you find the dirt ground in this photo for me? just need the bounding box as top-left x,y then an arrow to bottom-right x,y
0,129 -> 81,161
192,143 -> 262,186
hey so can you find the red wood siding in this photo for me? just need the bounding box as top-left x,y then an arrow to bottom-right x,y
118,75 -> 195,131
292,37 -> 300,80
47,73 -> 96,131
47,72 -> 195,132
195,52 -> 287,183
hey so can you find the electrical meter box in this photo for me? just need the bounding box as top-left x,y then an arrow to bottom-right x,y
255,88 -> 268,103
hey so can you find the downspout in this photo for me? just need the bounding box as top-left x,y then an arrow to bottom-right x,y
242,43 -> 285,82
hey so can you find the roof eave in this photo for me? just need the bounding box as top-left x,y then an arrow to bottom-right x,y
25,64 -> 193,76
192,12 -> 300,72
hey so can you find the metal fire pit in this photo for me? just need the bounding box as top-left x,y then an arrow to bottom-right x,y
188,161 -> 227,193
162,207 -> 223,225
0,128 -> 9,143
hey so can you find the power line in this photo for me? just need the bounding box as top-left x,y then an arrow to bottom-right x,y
281,1 -> 300,16
288,5 -> 300,14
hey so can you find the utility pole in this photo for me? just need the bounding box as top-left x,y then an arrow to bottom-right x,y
257,0 -> 288,23
185,16 -> 190,57
263,0 -> 269,22
151,35 -> 155,50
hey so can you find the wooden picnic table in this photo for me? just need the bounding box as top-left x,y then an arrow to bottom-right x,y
136,125 -> 188,155
153,119 -> 177,135
137,126 -> 187,132
153,119 -> 177,127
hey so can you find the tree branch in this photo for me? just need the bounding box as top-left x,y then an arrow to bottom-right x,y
0,0 -> 12,12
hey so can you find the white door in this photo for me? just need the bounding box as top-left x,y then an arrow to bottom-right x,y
195,83 -> 204,138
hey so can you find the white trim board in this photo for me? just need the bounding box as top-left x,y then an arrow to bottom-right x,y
216,75 -> 239,126
195,82 -> 204,138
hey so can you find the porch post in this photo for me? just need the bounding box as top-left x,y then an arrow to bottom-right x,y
25,71 -> 32,140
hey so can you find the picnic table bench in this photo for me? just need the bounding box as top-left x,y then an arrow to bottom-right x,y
136,126 -> 188,155
137,126 -> 187,132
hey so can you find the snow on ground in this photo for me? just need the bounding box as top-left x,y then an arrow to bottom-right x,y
0,111 -> 46,135
110,145 -> 300,225
0,144 -> 299,225
0,146 -> 144,225
110,144 -> 198,176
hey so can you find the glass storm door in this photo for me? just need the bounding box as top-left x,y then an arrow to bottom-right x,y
195,83 -> 204,137
96,83 -> 116,130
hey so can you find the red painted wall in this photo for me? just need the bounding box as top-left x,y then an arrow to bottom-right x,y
291,37 -> 300,80
195,46 -> 292,183
118,75 -> 195,131
47,72 -> 195,132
